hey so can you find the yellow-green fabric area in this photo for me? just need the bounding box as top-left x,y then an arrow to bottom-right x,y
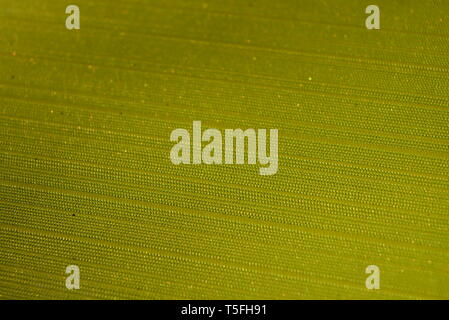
0,0 -> 448,299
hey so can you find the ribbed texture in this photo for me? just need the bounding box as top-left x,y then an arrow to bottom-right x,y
0,0 -> 448,299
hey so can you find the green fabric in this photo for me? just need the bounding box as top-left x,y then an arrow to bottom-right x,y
0,0 -> 448,299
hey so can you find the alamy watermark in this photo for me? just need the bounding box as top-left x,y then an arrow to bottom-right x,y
170,121 -> 278,175
365,265 -> 380,289
65,265 -> 80,290
66,5 -> 80,30
365,5 -> 380,29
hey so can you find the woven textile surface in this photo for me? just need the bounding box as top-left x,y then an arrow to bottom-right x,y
0,0 -> 448,299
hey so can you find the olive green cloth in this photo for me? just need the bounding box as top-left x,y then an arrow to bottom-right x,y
0,0 -> 448,299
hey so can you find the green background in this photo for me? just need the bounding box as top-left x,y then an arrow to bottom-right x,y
0,0 -> 448,299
